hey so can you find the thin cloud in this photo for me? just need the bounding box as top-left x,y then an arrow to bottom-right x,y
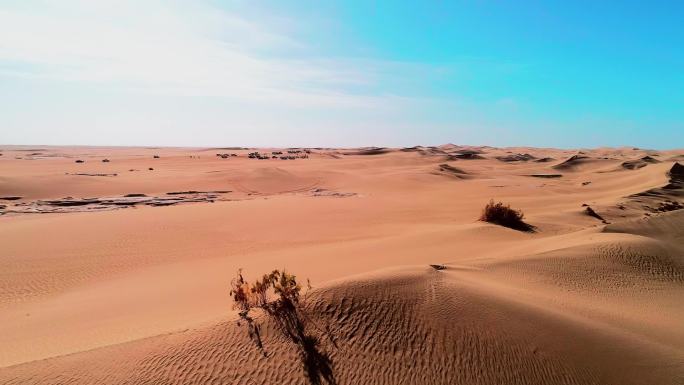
0,1 -> 386,107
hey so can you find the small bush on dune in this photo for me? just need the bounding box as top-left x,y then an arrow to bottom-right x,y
479,199 -> 534,232
230,269 -> 335,385
229,270 -> 266,351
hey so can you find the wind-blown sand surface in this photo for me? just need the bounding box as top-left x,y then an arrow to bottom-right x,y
0,145 -> 683,384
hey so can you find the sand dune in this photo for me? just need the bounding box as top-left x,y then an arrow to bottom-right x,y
552,154 -> 616,171
619,155 -> 661,170
0,145 -> 682,384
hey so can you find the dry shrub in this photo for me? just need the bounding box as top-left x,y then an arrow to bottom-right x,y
479,199 -> 534,232
229,270 -> 266,351
230,269 -> 335,385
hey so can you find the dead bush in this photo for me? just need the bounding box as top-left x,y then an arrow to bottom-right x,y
229,269 -> 335,385
479,199 -> 534,232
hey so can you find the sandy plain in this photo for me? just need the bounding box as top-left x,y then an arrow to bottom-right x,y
0,144 -> 682,384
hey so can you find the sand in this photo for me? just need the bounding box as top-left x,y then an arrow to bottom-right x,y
0,145 -> 682,384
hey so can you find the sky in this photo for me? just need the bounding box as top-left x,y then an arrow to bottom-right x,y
1,0 -> 682,149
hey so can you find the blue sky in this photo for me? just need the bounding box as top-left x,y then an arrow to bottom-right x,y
1,0 -> 682,148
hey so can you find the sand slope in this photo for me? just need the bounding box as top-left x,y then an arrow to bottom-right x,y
2,259 -> 681,384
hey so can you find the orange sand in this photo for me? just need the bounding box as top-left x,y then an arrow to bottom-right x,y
0,145 -> 682,384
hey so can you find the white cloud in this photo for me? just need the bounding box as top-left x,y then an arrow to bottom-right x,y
0,0 -> 385,107
0,1 -> 538,147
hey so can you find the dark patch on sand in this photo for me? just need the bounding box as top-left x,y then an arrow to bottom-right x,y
4,191 -> 232,215
496,153 -> 536,162
552,154 -> 591,170
584,205 -> 608,223
438,163 -> 469,178
343,147 -> 392,156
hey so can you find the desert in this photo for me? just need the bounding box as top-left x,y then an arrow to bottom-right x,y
0,144 -> 683,384
2,2 -> 683,383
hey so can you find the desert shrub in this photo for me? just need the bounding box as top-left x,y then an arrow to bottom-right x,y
479,199 -> 534,232
230,269 -> 334,385
229,269 -> 266,351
